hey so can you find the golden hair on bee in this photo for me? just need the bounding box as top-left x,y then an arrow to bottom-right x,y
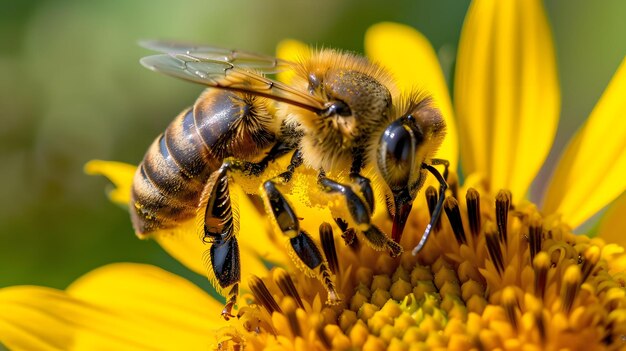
393,90 -> 446,155
291,48 -> 399,98
281,49 -> 403,172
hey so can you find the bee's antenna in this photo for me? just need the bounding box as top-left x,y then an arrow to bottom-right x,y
412,163 -> 448,255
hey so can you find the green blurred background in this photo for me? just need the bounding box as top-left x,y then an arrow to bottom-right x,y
1,0 -> 625,290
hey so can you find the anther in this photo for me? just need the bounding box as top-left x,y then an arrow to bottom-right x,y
425,186 -> 442,232
495,190 -> 512,245
533,252 -> 549,299
273,268 -> 304,309
502,287 -> 519,330
465,188 -> 481,237
443,197 -> 467,245
319,222 -> 339,275
249,275 -> 282,314
581,246 -> 600,282
528,213 -> 543,262
561,265 -> 582,314
485,223 -> 504,275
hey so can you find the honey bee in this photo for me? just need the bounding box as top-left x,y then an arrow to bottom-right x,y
132,41 -> 449,318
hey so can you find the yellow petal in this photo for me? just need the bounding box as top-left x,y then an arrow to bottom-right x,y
84,160 -> 135,206
276,39 -> 310,84
232,185 -> 289,266
0,269 -> 217,351
364,22 -> 458,168
152,219 -> 212,276
598,191 -> 626,247
454,0 -> 559,197
544,58 -> 626,227
0,286 -> 137,351
67,263 -> 223,325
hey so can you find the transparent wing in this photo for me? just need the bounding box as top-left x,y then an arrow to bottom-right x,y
140,40 -> 294,74
141,53 -> 324,113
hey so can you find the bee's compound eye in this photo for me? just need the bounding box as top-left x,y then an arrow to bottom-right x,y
378,119 -> 423,188
384,124 -> 412,164
380,122 -> 415,164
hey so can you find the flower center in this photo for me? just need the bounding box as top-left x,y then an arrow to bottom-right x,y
215,184 -> 626,351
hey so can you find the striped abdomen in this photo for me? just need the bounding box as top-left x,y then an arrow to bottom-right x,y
130,89 -> 276,235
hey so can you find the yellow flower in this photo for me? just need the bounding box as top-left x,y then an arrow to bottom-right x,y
2,0 -> 626,350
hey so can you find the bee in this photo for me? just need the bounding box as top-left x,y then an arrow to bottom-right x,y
132,41 -> 449,318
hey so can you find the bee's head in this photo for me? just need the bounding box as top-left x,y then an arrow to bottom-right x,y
377,97 -> 445,242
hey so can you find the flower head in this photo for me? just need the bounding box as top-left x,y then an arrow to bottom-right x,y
2,0 -> 626,350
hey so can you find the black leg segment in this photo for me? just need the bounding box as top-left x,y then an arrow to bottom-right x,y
350,173 -> 375,213
318,170 -> 401,257
318,171 -> 371,228
290,230 -> 324,269
264,180 -> 299,235
210,237 -> 241,288
203,165 -> 234,243
209,237 -> 240,320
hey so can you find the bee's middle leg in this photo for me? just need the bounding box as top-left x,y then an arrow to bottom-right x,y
261,160 -> 340,304
317,170 -> 402,257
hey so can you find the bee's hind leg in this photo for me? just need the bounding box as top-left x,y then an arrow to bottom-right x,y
201,165 -> 242,320
201,142 -> 295,319
262,175 -> 340,305
318,170 -> 402,257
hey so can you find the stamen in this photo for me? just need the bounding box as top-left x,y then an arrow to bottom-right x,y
447,171 -> 459,199
466,188 -> 481,237
533,252 -> 549,299
581,246 -> 600,282
527,298 -> 546,343
316,324 -> 332,349
425,186 -> 442,232
502,287 -> 519,330
561,265 -> 582,314
443,197 -> 467,245
319,222 -> 339,275
273,268 -> 304,309
283,298 -> 302,337
495,190 -> 512,245
485,223 -> 504,275
528,213 -> 543,262
249,275 -> 282,314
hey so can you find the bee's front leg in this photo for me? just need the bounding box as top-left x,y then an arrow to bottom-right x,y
334,217 -> 358,248
317,171 -> 402,257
